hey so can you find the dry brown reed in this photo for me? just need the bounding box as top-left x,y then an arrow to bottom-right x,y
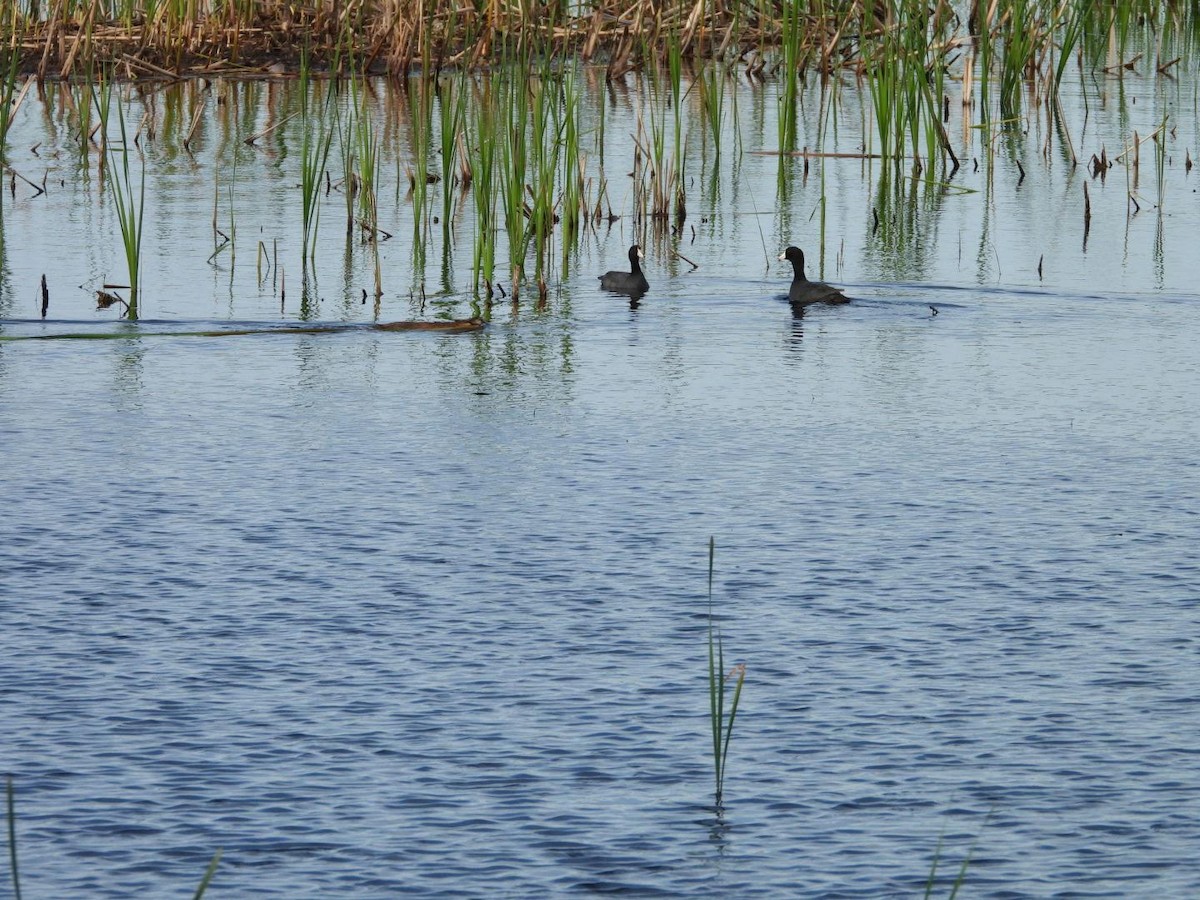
0,0 -> 964,80
3,0 -> 1197,94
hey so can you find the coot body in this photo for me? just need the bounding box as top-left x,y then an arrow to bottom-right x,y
779,246 -> 849,305
600,245 -> 649,296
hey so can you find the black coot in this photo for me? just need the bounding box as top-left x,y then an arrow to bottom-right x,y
599,245 -> 649,296
779,246 -> 849,305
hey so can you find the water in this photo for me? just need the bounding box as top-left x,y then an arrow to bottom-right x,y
2,66 -> 1200,897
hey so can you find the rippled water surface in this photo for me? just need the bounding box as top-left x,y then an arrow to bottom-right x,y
2,65 -> 1200,897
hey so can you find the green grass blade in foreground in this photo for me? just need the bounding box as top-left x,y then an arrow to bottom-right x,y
6,776 -> 219,900
923,809 -> 989,899
707,539 -> 722,801
719,661 -> 746,801
923,829 -> 944,899
192,848 -> 222,899
707,539 -> 719,789
5,775 -> 20,900
706,537 -> 745,810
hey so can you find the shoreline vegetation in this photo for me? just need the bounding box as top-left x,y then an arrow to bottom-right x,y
0,1 -> 1194,82
1,0 -> 1193,316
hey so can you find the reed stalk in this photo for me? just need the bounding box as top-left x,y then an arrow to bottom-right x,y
923,810 -> 990,899
193,849 -> 222,899
336,81 -> 360,237
96,78 -> 145,318
498,67 -> 531,296
5,776 -> 19,900
6,774 -> 219,900
997,0 -> 1037,118
866,0 -> 957,179
922,831 -> 972,900
0,53 -> 23,159
698,62 -> 726,162
437,73 -> 466,241
558,65 -> 585,256
353,79 -> 382,297
468,74 -> 499,297
777,0 -> 801,153
299,54 -> 335,266
706,537 -> 745,812
1154,112 -> 1168,211
527,60 -> 565,287
406,70 -> 436,277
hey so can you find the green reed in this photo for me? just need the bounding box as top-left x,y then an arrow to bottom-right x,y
299,54 -> 335,266
867,0 -> 956,178
468,75 -> 499,297
407,70 -> 436,276
527,63 -> 567,290
210,143 -> 237,267
71,76 -> 95,173
997,0 -> 1038,118
498,68 -> 531,296
1154,111 -> 1168,211
5,776 -> 19,900
558,67 -> 585,255
706,537 -> 745,812
352,79 -> 382,297
923,831 -> 972,900
0,53 -> 22,159
635,75 -> 683,229
667,41 -> 686,225
777,0 -> 802,153
1052,0 -> 1091,92
193,849 -> 222,899
5,775 -> 221,899
923,809 -> 990,899
437,74 -> 467,240
95,79 -> 145,318
698,62 -> 726,163
336,82 -> 359,236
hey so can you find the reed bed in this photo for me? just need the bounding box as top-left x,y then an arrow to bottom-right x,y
1,0 -> 1196,90
7,0 -> 1198,271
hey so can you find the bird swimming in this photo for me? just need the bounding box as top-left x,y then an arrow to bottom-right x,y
778,246 -> 849,305
599,245 -> 649,297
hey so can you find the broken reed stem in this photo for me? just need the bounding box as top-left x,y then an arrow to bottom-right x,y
1082,179 -> 1091,249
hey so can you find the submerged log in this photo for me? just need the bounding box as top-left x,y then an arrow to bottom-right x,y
0,318 -> 486,341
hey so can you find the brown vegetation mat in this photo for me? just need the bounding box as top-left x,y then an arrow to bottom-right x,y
0,0 -> 900,80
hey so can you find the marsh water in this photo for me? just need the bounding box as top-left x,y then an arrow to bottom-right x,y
2,60 -> 1199,897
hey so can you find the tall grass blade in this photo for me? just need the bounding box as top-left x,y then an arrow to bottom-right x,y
299,52 -> 335,267
0,53 -> 24,159
924,809 -> 989,898
192,848 -> 222,899
5,775 -> 20,900
95,78 -> 145,319
707,537 -> 745,811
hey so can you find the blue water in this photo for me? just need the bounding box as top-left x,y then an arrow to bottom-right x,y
4,280 -> 1199,896
3,69 -> 1200,897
